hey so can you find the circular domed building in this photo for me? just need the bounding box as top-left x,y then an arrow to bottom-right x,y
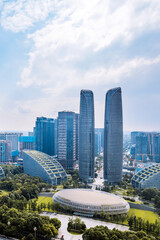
53,189 -> 130,215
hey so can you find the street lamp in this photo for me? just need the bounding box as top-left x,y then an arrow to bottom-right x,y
33,226 -> 37,239
7,221 -> 11,226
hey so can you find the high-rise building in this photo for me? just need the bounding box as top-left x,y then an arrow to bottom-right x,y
95,128 -> 104,156
104,87 -> 123,183
0,133 -> 21,159
75,113 -> 79,162
58,111 -> 76,169
130,131 -> 160,162
54,118 -> 58,156
19,136 -> 36,151
28,132 -> 34,137
79,90 -> 95,182
135,135 -> 148,161
95,131 -> 101,156
152,134 -> 160,163
35,117 -> 55,156
0,140 -> 12,162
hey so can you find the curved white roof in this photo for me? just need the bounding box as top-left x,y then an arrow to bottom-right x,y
54,188 -> 127,206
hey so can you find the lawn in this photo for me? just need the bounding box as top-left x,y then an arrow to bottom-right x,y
36,196 -> 53,205
127,208 -> 159,223
28,196 -> 54,212
127,200 -> 143,204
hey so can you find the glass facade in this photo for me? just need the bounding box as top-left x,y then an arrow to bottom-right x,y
23,150 -> 67,185
95,128 -> 104,156
132,164 -> 160,190
0,140 -> 12,162
104,87 -> 123,183
58,111 -> 76,169
35,117 -> 55,156
75,113 -> 79,161
130,131 -> 160,162
79,90 -> 95,182
0,133 -> 21,158
152,134 -> 160,163
19,136 -> 35,151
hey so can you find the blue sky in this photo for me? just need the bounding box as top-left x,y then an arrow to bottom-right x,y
0,0 -> 160,132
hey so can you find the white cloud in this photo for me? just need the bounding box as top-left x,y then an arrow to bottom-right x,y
13,0 -> 160,90
1,0 -> 160,130
1,0 -> 56,32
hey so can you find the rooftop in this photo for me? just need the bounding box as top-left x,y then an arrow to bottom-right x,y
55,189 -> 127,206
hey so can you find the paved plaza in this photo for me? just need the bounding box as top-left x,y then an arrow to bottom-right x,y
42,213 -> 129,240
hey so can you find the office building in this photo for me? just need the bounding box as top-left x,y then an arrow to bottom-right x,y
19,136 -> 35,151
79,90 -> 95,182
54,118 -> 58,156
130,131 -> 160,162
152,134 -> 160,163
58,111 -> 76,169
104,87 -> 123,183
95,128 -> 104,156
0,133 -> 21,158
35,117 -> 55,156
0,140 -> 12,162
75,113 -> 79,161
28,132 -> 34,137
135,135 -> 148,161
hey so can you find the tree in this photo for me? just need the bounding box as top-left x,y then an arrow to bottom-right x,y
128,216 -> 134,229
50,218 -> 61,229
136,231 -> 147,238
68,217 -> 86,233
26,233 -> 35,240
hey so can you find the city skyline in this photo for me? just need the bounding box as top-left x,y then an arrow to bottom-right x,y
1,1 -> 160,132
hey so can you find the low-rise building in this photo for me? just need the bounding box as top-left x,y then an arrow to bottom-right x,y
23,150 -> 67,185
132,164 -> 160,189
53,188 -> 130,216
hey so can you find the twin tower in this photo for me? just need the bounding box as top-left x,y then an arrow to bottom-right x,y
79,87 -> 123,184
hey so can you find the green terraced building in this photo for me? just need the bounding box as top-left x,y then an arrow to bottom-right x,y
132,164 -> 160,189
23,150 -> 67,185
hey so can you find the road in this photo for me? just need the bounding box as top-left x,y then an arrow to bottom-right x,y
92,169 -> 104,190
42,212 -> 129,240
0,236 -> 16,240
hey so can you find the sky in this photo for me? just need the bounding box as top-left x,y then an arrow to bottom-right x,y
0,0 -> 160,132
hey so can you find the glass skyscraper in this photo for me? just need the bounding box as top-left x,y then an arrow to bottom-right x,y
75,113 -> 79,162
79,90 -> 95,182
104,87 -> 123,183
58,111 -> 76,169
35,117 -> 55,156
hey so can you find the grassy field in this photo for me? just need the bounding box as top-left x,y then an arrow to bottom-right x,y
28,196 -> 54,212
36,196 -> 53,205
127,200 -> 143,204
126,208 -> 159,223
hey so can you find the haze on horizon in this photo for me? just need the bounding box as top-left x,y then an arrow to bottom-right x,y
0,0 -> 160,132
